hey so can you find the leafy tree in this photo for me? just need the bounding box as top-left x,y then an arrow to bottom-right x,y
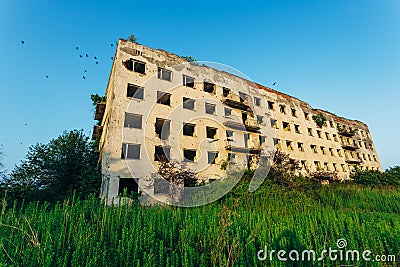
385,166 -> 400,181
127,34 -> 138,43
0,130 -> 101,202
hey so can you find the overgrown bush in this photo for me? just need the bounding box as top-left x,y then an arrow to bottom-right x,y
351,168 -> 400,186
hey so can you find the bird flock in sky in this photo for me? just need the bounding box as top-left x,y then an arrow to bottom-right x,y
19,40 -> 117,80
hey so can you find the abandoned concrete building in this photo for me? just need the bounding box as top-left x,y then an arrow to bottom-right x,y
94,39 -> 381,202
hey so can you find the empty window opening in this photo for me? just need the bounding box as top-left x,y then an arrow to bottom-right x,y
127,84 -> 144,99
254,97 -> 261,106
205,103 -> 216,115
317,130 -> 322,138
223,87 -> 230,97
158,67 -> 172,81
308,128 -> 313,136
239,92 -> 247,103
294,124 -> 300,134
224,108 -> 232,116
259,135 -> 266,145
273,138 -> 281,149
267,101 -> 274,110
271,119 -> 278,129
157,91 -> 171,106
301,160 -> 307,169
124,59 -> 146,74
257,115 -> 263,124
183,97 -> 195,110
183,123 -> 195,136
324,162 -> 329,171
155,118 -> 170,140
283,122 -> 290,131
183,75 -> 195,88
314,161 -> 321,170
333,163 -> 338,171
183,149 -> 196,162
279,104 -> 286,114
337,149 -> 342,157
329,120 -> 334,127
208,151 -> 218,164
118,178 -> 139,196
329,148 -> 334,156
204,82 -> 216,94
304,112 -> 309,120
333,134 -> 338,141
373,155 -> 377,162
298,142 -> 304,152
206,126 -> 218,139
320,146 -> 326,155
286,140 -> 293,150
121,143 -> 141,159
124,113 -> 142,129
311,145 -> 317,153
226,130 -> 234,138
154,146 -> 170,162
341,164 -> 346,171
325,132 -> 331,140
291,108 -> 297,117
154,178 -> 169,194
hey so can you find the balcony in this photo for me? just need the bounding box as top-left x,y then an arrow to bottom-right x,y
225,144 -> 260,154
92,125 -> 103,139
337,128 -> 356,137
342,143 -> 358,151
223,120 -> 246,131
221,93 -> 250,110
243,118 -> 260,132
95,102 -> 106,121
345,155 -> 361,164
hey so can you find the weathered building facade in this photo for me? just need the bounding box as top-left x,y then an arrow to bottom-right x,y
94,39 -> 381,203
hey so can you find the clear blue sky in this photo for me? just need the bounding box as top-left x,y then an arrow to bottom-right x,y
0,0 -> 399,171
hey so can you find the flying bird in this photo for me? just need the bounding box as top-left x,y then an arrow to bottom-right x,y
272,82 -> 276,86
110,43 -> 113,47
80,55 -> 82,58
76,46 -> 79,50
83,76 -> 86,79
111,57 -> 113,60
45,75 -> 48,78
21,40 -> 25,44
86,53 -> 88,57
95,61 -> 98,64
84,70 -> 87,73
94,56 -> 97,59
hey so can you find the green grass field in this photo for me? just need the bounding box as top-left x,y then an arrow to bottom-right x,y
0,183 -> 399,266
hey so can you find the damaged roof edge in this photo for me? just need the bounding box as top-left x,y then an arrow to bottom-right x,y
117,38 -> 369,129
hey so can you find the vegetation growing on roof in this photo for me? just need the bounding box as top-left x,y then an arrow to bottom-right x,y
90,94 -> 106,106
312,113 -> 327,128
